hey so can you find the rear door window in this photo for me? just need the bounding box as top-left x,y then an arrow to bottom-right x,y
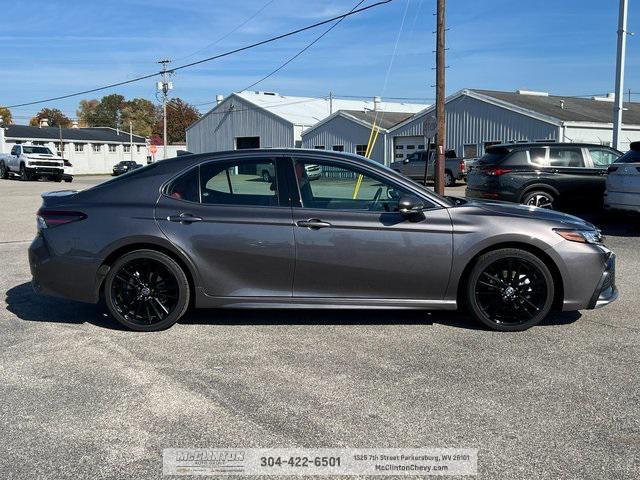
503,150 -> 529,166
548,147 -> 585,167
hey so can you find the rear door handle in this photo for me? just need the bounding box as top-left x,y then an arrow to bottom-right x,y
167,213 -> 203,223
296,219 -> 331,229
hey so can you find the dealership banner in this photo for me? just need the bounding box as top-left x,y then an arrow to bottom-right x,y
163,448 -> 478,476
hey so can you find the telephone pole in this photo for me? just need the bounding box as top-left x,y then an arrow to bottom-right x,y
157,59 -> 173,159
612,0 -> 628,150
433,0 -> 446,195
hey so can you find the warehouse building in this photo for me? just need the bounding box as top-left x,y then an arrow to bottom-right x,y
185,91 -> 425,154
389,89 -> 640,163
300,109 -> 416,164
0,121 -> 148,174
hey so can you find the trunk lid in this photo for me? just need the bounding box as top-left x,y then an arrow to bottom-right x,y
41,190 -> 78,208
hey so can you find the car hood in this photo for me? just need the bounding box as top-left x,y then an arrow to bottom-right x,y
457,197 -> 596,229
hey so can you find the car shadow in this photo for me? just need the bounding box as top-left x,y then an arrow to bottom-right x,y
6,282 -> 581,331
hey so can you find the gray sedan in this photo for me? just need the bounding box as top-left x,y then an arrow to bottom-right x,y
29,149 -> 617,331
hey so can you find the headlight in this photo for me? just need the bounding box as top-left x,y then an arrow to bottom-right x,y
555,228 -> 603,244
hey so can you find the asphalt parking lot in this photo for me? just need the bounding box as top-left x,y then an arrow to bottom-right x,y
1,175 -> 639,479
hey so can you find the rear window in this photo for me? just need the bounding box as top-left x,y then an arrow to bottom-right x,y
476,152 -> 507,165
615,150 -> 640,164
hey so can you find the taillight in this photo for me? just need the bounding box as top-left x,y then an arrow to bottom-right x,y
483,166 -> 512,176
63,160 -> 72,167
459,160 -> 465,173
607,165 -> 618,173
36,209 -> 86,230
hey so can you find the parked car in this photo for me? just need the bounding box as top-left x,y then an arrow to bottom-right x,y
390,149 -> 465,187
112,160 -> 142,176
30,149 -> 616,332
0,144 -> 65,181
604,141 -> 640,213
465,142 -> 621,209
258,162 -> 321,182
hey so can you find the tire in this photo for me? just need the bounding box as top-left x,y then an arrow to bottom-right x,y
53,176 -> 63,182
521,190 -> 556,209
19,164 -> 30,181
64,178 -> 73,183
104,249 -> 190,332
0,162 -> 7,179
465,248 -> 555,331
261,170 -> 272,182
444,170 -> 455,187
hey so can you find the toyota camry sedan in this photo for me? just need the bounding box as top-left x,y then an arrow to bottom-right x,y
29,149 -> 617,332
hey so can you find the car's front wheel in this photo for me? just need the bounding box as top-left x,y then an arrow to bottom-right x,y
466,248 -> 554,331
0,162 -> 8,179
104,249 -> 190,331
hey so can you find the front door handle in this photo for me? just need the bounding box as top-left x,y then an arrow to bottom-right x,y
167,213 -> 203,224
296,219 -> 331,229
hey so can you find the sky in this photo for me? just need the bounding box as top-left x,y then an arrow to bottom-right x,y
1,0 -> 638,123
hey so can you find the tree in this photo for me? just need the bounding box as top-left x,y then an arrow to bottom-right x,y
92,94 -> 125,129
77,99 -> 99,127
29,108 -> 71,128
121,98 -> 158,138
154,98 -> 200,144
0,106 -> 12,125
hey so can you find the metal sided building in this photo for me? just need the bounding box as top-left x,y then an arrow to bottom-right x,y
300,110 -> 416,164
186,91 -> 425,154
389,89 -> 640,162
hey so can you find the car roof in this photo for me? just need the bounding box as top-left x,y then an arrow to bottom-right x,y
492,142 -> 620,151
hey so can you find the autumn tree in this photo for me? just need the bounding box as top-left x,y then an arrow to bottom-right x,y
0,106 -> 12,125
154,98 -> 200,144
120,98 -> 158,137
29,108 -> 72,128
76,99 -> 99,127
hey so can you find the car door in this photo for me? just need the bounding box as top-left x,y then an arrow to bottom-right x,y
155,156 -> 295,298
547,146 -> 595,201
287,155 -> 453,300
586,146 -> 620,193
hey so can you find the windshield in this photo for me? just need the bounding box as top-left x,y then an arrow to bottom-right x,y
615,149 -> 640,164
22,146 -> 52,155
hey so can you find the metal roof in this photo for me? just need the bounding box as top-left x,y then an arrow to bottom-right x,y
473,89 -> 640,125
340,110 -> 416,130
232,91 -> 426,127
3,125 -> 147,143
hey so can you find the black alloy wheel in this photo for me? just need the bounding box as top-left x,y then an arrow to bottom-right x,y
466,248 -> 554,331
104,250 -> 190,331
444,170 -> 455,187
522,190 -> 555,209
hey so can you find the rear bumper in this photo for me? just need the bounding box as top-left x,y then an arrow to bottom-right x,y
29,234 -> 102,304
587,252 -> 618,309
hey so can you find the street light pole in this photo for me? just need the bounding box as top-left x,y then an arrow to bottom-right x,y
129,121 -> 133,162
434,0 -> 446,195
613,0 -> 628,150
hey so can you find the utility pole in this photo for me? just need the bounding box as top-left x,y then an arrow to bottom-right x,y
58,124 -> 64,157
434,0 -> 446,195
157,59 -> 173,160
129,121 -> 134,162
613,0 -> 628,150
329,91 -> 334,115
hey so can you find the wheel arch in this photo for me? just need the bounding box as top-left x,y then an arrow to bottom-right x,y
519,183 -> 560,203
456,241 -> 564,311
98,241 -> 198,305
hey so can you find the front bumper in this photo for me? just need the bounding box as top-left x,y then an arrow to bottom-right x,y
588,252 -> 618,309
26,166 -> 63,176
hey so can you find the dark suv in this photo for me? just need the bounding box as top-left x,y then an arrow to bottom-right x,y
112,160 -> 142,176
465,143 -> 621,209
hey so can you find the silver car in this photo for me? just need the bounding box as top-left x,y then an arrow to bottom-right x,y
29,149 -> 617,332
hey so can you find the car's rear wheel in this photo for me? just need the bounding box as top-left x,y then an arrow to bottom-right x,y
444,170 -> 455,187
104,250 -> 190,331
522,190 -> 555,209
466,248 -> 554,331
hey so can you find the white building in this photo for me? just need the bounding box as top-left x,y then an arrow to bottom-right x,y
0,122 -> 149,174
186,91 -> 426,154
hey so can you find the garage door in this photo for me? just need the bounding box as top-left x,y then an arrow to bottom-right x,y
393,136 -> 425,161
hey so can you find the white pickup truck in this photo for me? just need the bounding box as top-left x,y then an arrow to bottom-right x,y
0,144 -> 72,182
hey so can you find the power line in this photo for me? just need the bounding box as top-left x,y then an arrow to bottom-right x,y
2,0 -> 393,110
172,0 -> 277,62
240,0 -> 366,92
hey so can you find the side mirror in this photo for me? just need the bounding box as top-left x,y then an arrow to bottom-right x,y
398,194 -> 425,214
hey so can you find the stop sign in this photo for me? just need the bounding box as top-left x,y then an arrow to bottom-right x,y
149,145 -> 158,155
